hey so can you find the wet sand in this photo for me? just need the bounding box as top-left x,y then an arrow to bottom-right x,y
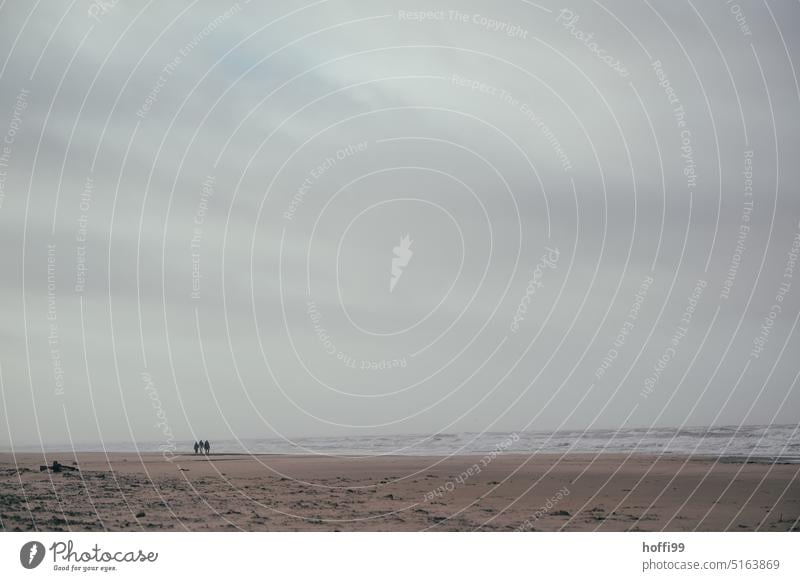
1,452 -> 798,531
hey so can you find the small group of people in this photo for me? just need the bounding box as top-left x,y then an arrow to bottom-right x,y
193,440 -> 211,455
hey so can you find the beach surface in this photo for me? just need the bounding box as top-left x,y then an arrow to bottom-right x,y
1,452 -> 798,531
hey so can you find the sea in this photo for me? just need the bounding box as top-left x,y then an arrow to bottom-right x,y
15,424 -> 800,461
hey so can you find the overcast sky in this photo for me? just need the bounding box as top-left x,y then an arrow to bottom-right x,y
0,0 -> 798,449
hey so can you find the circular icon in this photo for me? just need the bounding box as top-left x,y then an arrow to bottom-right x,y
19,541 -> 45,569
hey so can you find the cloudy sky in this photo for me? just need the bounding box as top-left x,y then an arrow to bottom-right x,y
0,0 -> 798,450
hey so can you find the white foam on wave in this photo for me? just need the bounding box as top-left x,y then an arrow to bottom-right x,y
24,424 -> 799,460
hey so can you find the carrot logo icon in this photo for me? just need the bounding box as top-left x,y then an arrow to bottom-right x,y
19,541 -> 45,569
390,234 -> 414,292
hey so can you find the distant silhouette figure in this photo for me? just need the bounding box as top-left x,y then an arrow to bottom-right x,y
193,441 -> 199,455
204,440 -> 210,455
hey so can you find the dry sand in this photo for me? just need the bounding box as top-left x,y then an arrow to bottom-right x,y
1,452 -> 798,531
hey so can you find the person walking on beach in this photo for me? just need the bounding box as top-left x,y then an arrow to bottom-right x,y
193,441 -> 199,455
204,440 -> 210,455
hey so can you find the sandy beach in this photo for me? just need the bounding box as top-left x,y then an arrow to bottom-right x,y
1,452 -> 797,532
